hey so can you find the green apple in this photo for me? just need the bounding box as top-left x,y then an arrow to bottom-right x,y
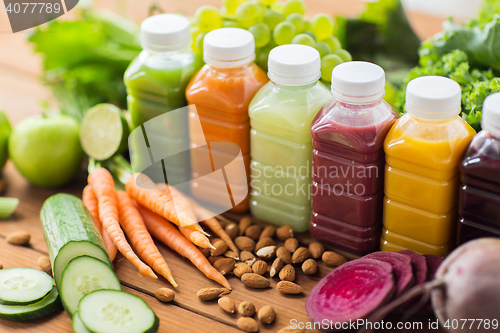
0,110 -> 12,171
9,114 -> 84,187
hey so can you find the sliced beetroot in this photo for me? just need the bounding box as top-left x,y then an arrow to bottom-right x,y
306,259 -> 395,326
424,254 -> 443,281
399,250 -> 427,285
363,251 -> 414,298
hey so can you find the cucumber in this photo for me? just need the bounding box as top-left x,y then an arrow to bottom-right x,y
72,312 -> 91,333
60,256 -> 121,317
0,286 -> 61,321
0,268 -> 53,305
79,290 -> 159,333
40,194 -> 111,287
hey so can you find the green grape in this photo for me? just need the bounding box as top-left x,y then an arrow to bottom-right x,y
236,1 -> 265,28
282,0 -> 306,17
311,14 -> 335,41
291,34 -> 315,47
222,0 -> 246,17
321,35 -> 342,53
333,49 -> 352,62
286,13 -> 305,33
223,19 -> 241,28
270,1 -> 284,12
273,21 -> 296,45
249,23 -> 271,48
256,49 -> 270,70
195,32 -> 207,56
303,30 -> 316,41
321,54 -> 343,82
315,41 -> 331,58
260,0 -> 278,6
195,5 -> 223,32
303,20 -> 311,31
263,10 -> 284,30
190,26 -> 201,52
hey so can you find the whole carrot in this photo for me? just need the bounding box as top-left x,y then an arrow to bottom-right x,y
116,191 -> 177,288
82,185 -> 118,261
126,173 -> 199,230
89,168 -> 156,279
180,226 -> 214,249
135,202 -> 231,290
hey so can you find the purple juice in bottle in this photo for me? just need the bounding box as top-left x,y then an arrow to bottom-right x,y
310,62 -> 399,255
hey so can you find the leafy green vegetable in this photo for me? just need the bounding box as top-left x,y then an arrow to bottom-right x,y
394,50 -> 499,131
28,10 -> 141,122
478,0 -> 500,27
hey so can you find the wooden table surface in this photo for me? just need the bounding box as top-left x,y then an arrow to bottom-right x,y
0,1 -> 448,332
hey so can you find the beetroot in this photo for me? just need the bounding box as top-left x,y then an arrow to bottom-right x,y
363,251 -> 414,298
399,250 -> 427,285
424,254 -> 443,281
306,259 -> 395,328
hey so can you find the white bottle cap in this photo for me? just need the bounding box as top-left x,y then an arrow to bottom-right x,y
140,14 -> 190,52
203,28 -> 255,67
482,92 -> 500,138
405,76 -> 462,119
268,45 -> 321,85
331,61 -> 385,103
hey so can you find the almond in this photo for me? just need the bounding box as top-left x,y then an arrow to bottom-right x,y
322,251 -> 347,266
302,259 -> 318,275
239,216 -> 252,236
258,305 -> 276,324
245,225 -> 262,241
211,240 -> 228,256
235,236 -> 255,252
155,288 -> 175,303
279,264 -> 295,282
277,281 -> 303,295
197,288 -> 230,301
225,223 -> 238,239
234,262 -> 252,278
254,237 -> 275,252
213,258 -> 235,275
291,247 -> 310,264
309,242 -> 325,259
255,245 -> 276,260
200,248 -> 211,257
240,251 -> 256,266
6,231 -> 30,246
241,273 -> 270,289
269,258 -> 283,278
238,301 -> 256,317
37,256 -> 52,275
224,250 -> 239,260
259,225 -> 276,240
252,260 -> 267,276
237,317 -> 259,333
218,296 -> 236,313
276,225 -> 293,241
209,256 -> 224,265
278,327 -> 305,333
276,246 -> 292,265
284,238 -> 299,253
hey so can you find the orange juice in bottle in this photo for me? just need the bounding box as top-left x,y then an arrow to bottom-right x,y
185,28 -> 268,212
382,76 -> 476,257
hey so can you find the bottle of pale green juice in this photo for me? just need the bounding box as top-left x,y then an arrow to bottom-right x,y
249,44 -> 332,232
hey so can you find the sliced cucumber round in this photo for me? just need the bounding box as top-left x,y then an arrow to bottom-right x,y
72,311 -> 91,333
60,256 -> 121,317
0,286 -> 61,321
79,290 -> 159,333
0,268 -> 53,305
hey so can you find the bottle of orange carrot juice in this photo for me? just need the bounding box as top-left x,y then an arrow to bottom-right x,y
185,28 -> 268,212
382,76 -> 476,257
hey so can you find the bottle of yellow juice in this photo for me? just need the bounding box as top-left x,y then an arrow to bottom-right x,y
381,76 -> 476,257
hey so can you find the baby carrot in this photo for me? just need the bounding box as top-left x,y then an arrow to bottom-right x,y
82,185 -> 117,261
116,191 -> 177,288
190,199 -> 239,255
135,202 -> 231,290
126,173 -> 199,230
89,168 -> 156,279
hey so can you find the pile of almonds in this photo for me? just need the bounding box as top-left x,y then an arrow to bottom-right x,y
193,216 -> 348,332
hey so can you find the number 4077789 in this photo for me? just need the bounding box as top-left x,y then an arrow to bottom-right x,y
444,319 -> 499,330
6,2 -> 62,14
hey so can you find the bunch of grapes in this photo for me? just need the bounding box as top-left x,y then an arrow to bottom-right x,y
190,0 -> 352,83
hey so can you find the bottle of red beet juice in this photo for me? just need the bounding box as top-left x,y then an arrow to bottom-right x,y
458,92 -> 500,244
310,61 -> 399,255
